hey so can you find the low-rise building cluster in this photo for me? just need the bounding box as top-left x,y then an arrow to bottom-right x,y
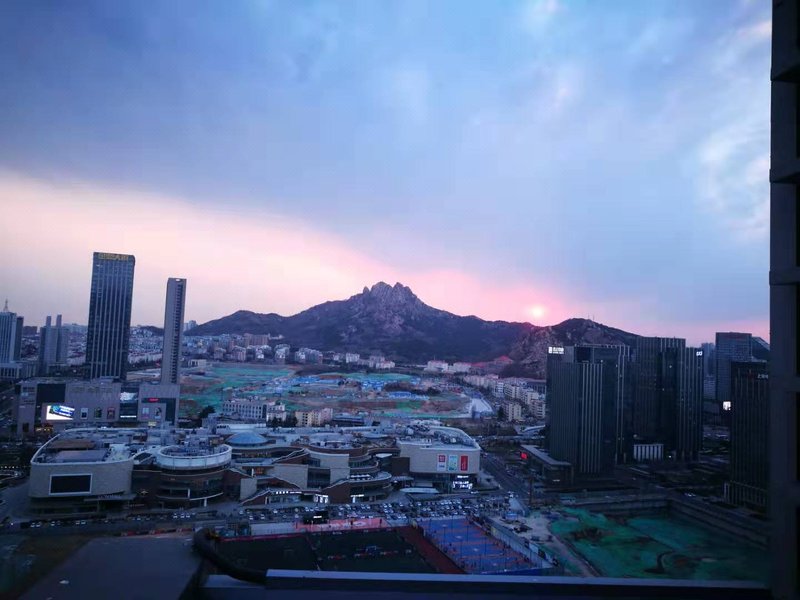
27,422 -> 482,516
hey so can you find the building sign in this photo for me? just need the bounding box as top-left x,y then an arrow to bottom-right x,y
45,405 -> 74,421
460,455 -> 469,471
447,455 -> 458,472
548,346 -> 564,355
97,252 -> 133,261
437,454 -> 446,472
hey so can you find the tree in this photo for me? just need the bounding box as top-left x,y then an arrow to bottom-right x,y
497,405 -> 505,422
198,405 -> 216,419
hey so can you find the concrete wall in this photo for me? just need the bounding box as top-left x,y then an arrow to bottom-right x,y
29,458 -> 134,498
270,463 -> 308,489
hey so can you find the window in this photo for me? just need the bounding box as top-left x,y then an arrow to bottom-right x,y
80,407 -> 88,419
142,406 -> 149,416
93,408 -> 102,419
107,408 -> 115,420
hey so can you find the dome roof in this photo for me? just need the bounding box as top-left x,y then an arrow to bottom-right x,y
226,431 -> 269,446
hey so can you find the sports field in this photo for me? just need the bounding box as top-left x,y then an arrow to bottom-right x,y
550,508 -> 768,582
218,528 -> 451,574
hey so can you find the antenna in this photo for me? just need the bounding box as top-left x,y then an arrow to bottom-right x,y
2,299 -> 7,312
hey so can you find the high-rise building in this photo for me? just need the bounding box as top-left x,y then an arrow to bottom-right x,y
183,320 -> 197,333
675,347 -> 704,462
0,301 -> 23,363
714,332 -> 753,412
632,337 -> 703,461
632,337 -> 685,442
85,252 -> 135,380
547,345 -> 629,476
38,314 -> 68,375
728,361 -> 769,512
161,278 -> 186,385
769,4 -> 799,594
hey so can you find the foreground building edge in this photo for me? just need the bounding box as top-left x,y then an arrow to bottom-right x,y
771,1 -> 800,599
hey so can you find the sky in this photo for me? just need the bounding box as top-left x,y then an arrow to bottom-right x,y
0,0 -> 770,344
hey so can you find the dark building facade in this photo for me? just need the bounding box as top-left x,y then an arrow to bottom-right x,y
729,361 -> 769,512
547,345 -> 629,476
85,252 -> 135,380
161,278 -> 186,385
632,338 -> 703,461
769,3 -> 799,595
714,332 -> 753,412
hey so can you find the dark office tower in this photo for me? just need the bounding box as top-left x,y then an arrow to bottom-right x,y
38,314 -> 68,375
0,301 -> 23,363
714,332 -> 752,412
770,3 -> 799,595
728,361 -> 769,512
675,347 -> 703,462
632,337 -> 685,443
85,252 -> 135,380
161,278 -> 186,385
547,345 -> 629,476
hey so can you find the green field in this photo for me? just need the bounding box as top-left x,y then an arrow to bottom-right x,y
550,508 -> 768,582
179,363 -> 468,418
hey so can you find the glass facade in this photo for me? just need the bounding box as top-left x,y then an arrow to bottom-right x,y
85,252 -> 135,380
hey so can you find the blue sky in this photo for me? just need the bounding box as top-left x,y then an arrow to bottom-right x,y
0,0 -> 770,343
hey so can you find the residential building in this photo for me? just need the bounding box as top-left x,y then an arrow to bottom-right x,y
728,361 -> 769,512
502,401 -> 523,422
38,314 -> 69,375
295,408 -> 333,427
161,278 -> 186,385
222,397 -> 287,422
85,252 -> 135,380
183,320 -> 197,332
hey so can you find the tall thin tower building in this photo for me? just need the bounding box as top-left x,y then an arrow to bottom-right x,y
85,252 -> 135,380
0,301 -> 23,364
161,278 -> 186,385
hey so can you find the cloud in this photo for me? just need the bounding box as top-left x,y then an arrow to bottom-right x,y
519,0 -> 561,34
378,64 -> 431,125
0,171 -> 579,328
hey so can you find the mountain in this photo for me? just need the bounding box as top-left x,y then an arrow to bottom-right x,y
188,282 -> 638,374
504,318 -> 640,378
189,282 -> 530,362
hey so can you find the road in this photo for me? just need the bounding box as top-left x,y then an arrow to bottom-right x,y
481,454 -> 533,503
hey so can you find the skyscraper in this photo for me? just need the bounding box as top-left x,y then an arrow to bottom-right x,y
85,252 -> 135,380
0,301 -> 23,364
632,337 -> 685,442
161,278 -> 186,385
38,314 -> 68,375
769,4 -> 798,594
729,361 -> 769,512
715,332 -> 753,412
547,345 -> 629,476
632,337 -> 703,461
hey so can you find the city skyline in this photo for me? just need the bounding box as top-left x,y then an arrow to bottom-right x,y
0,0 -> 770,345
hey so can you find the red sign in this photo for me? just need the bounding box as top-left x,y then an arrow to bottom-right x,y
438,454 -> 446,463
460,455 -> 469,471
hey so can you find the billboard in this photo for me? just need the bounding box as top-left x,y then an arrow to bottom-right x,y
447,455 -> 458,472
45,404 -> 74,421
460,455 -> 469,471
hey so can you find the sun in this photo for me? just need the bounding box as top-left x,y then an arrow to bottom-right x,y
527,305 -> 546,320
